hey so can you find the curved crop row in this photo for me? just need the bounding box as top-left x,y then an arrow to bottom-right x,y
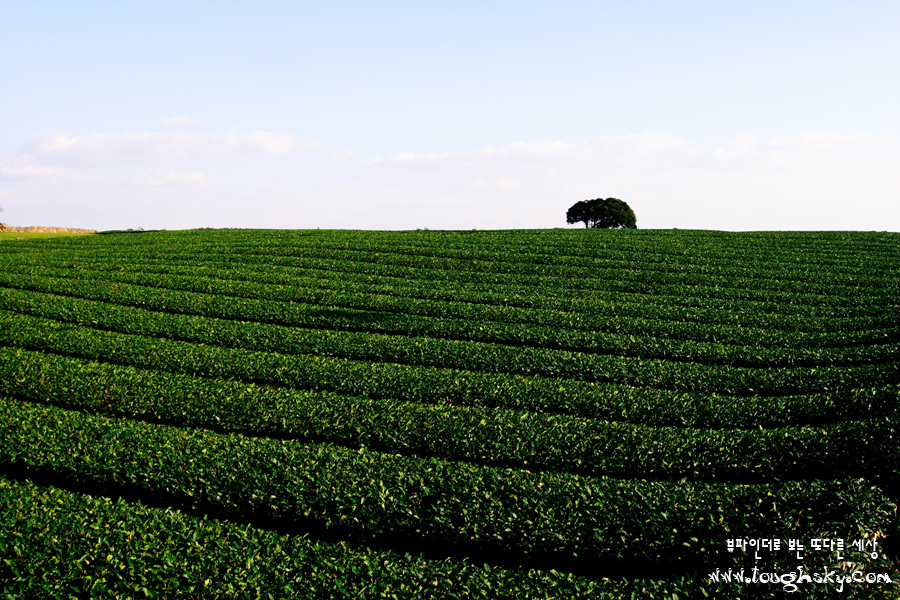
6,265 -> 897,337
2,287 -> 897,373
255,237 -> 899,292
5,242 -> 896,310
2,310 -> 897,428
2,306 -> 895,399
178,243 -> 897,301
3,347 -> 896,484
4,256 -> 895,328
9,233 -> 897,292
2,272 -> 897,357
1,398 -> 895,577
2,476 -> 729,600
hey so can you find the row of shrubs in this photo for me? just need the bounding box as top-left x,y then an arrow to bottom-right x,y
2,271 -> 899,375
3,283 -> 896,379
5,474 -> 842,600
2,310 -> 897,428
2,397 -> 895,580
5,237 -> 896,313
3,265 -> 897,345
4,345 -> 897,484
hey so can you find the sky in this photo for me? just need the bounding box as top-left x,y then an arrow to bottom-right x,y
1,1 -> 898,231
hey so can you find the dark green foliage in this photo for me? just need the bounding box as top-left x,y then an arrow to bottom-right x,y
0,476 -> 755,599
2,309 -> 897,427
567,198 -> 637,229
2,346 -> 896,484
0,399 -> 895,572
0,228 -> 898,597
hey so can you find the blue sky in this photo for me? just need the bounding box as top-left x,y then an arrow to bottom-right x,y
1,1 -> 898,231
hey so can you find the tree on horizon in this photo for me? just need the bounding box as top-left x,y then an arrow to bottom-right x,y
566,198 -> 637,229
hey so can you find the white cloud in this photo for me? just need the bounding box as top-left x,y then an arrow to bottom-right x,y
159,116 -> 204,128
362,133 -> 708,174
331,149 -> 356,160
0,154 -> 65,179
3,131 -> 897,231
338,132 -> 899,230
299,139 -> 326,152
19,129 -> 299,166
223,131 -> 297,156
133,171 -> 207,187
766,133 -> 899,170
357,132 -> 899,184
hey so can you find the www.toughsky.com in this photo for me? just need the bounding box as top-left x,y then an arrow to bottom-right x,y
708,566 -> 894,593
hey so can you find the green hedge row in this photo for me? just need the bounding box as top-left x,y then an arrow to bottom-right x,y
2,271 -> 898,364
1,398 -> 895,575
14,225 -> 900,263
4,264 -> 896,342
4,240 -> 895,312
2,309 -> 896,429
10,250 -> 896,322
5,475 -> 837,600
176,241 -> 898,301
4,346 -> 896,484
0,311 -> 897,428
264,236 -> 899,291
133,254 -> 900,318
19,225 -> 898,270
2,286 -> 897,381
5,234 -> 896,307
5,255 -> 896,332
126,231 -> 894,293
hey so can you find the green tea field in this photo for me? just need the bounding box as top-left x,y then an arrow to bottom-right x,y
0,228 -> 897,598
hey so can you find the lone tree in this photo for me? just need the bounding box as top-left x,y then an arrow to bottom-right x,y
566,198 -> 636,229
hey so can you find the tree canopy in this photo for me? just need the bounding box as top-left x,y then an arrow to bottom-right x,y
566,198 -> 636,229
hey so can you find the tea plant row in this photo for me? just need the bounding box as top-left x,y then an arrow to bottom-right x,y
1,270 -> 897,362
1,397 -> 894,579
5,257 -> 896,331
2,310 -> 897,427
4,346 -> 897,484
